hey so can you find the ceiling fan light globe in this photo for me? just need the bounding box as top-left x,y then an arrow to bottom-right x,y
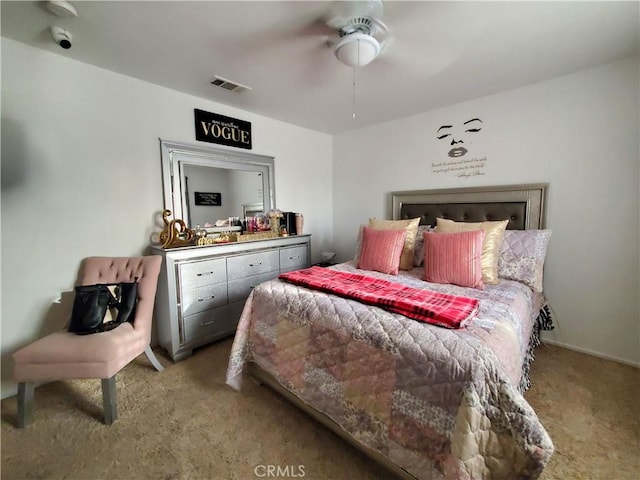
334,33 -> 381,67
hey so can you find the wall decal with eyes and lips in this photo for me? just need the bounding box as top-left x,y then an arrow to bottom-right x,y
436,118 -> 483,158
431,118 -> 487,179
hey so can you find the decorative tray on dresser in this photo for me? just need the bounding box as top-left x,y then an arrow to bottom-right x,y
151,234 -> 311,361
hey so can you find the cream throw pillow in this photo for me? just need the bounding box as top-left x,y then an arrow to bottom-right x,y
368,217 -> 420,271
436,218 -> 509,284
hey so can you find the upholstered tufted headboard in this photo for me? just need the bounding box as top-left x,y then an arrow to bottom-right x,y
392,184 -> 547,230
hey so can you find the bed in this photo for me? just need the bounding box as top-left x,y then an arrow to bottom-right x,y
226,184 -> 554,480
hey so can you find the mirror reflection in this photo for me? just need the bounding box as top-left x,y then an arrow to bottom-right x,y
183,165 -> 264,227
160,139 -> 275,233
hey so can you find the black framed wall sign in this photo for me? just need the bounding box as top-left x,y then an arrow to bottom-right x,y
194,109 -> 252,150
194,192 -> 221,206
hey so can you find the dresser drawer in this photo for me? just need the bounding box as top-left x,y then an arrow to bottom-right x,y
182,305 -> 238,344
179,258 -> 227,289
227,250 -> 279,280
279,245 -> 309,272
181,282 -> 228,317
228,271 -> 279,303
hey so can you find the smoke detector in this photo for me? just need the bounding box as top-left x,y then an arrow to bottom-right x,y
46,1 -> 78,18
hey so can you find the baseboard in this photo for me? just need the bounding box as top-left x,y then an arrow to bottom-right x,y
540,338 -> 640,369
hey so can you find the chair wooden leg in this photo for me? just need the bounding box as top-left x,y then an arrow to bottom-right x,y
144,345 -> 164,372
101,376 -> 117,425
16,382 -> 34,428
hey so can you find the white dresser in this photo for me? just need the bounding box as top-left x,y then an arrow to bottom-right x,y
151,235 -> 311,361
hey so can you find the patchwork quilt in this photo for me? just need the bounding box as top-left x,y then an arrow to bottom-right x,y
227,262 -> 554,480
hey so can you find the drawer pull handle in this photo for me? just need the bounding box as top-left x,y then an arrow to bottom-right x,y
201,319 -> 216,326
288,256 -> 300,260
198,295 -> 215,302
249,262 -> 262,267
197,271 -> 215,277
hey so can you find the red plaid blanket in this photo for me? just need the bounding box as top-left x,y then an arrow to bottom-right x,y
278,267 -> 479,329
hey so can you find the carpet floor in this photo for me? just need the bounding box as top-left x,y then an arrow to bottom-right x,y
1,340 -> 638,480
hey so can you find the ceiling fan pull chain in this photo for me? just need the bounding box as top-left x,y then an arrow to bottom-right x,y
352,38 -> 360,119
352,66 -> 357,119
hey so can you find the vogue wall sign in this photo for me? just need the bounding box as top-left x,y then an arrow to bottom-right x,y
432,117 -> 487,179
194,109 -> 252,150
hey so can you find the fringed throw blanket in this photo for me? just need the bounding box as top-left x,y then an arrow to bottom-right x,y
278,266 -> 479,329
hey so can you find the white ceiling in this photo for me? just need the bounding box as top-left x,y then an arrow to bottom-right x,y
2,1 -> 639,134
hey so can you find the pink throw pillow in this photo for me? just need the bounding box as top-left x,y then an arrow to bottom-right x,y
357,227 -> 408,275
423,230 -> 485,289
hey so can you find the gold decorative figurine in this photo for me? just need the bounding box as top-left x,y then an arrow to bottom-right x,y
159,210 -> 195,248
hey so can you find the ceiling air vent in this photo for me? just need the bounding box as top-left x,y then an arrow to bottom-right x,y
210,76 -> 252,93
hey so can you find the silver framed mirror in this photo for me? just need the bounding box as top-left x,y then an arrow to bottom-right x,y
159,139 -> 275,232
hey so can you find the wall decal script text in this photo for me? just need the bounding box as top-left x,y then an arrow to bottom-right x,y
431,156 -> 487,178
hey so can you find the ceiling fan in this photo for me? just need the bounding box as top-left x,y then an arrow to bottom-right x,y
324,0 -> 392,68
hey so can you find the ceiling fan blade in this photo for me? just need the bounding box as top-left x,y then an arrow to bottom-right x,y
326,0 -> 385,29
364,1 -> 490,79
328,0 -> 384,23
294,15 -> 336,38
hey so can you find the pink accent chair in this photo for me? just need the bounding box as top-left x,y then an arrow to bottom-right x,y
12,256 -> 164,427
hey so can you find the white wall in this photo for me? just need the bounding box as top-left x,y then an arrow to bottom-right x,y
333,56 -> 639,367
1,38 -> 333,398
